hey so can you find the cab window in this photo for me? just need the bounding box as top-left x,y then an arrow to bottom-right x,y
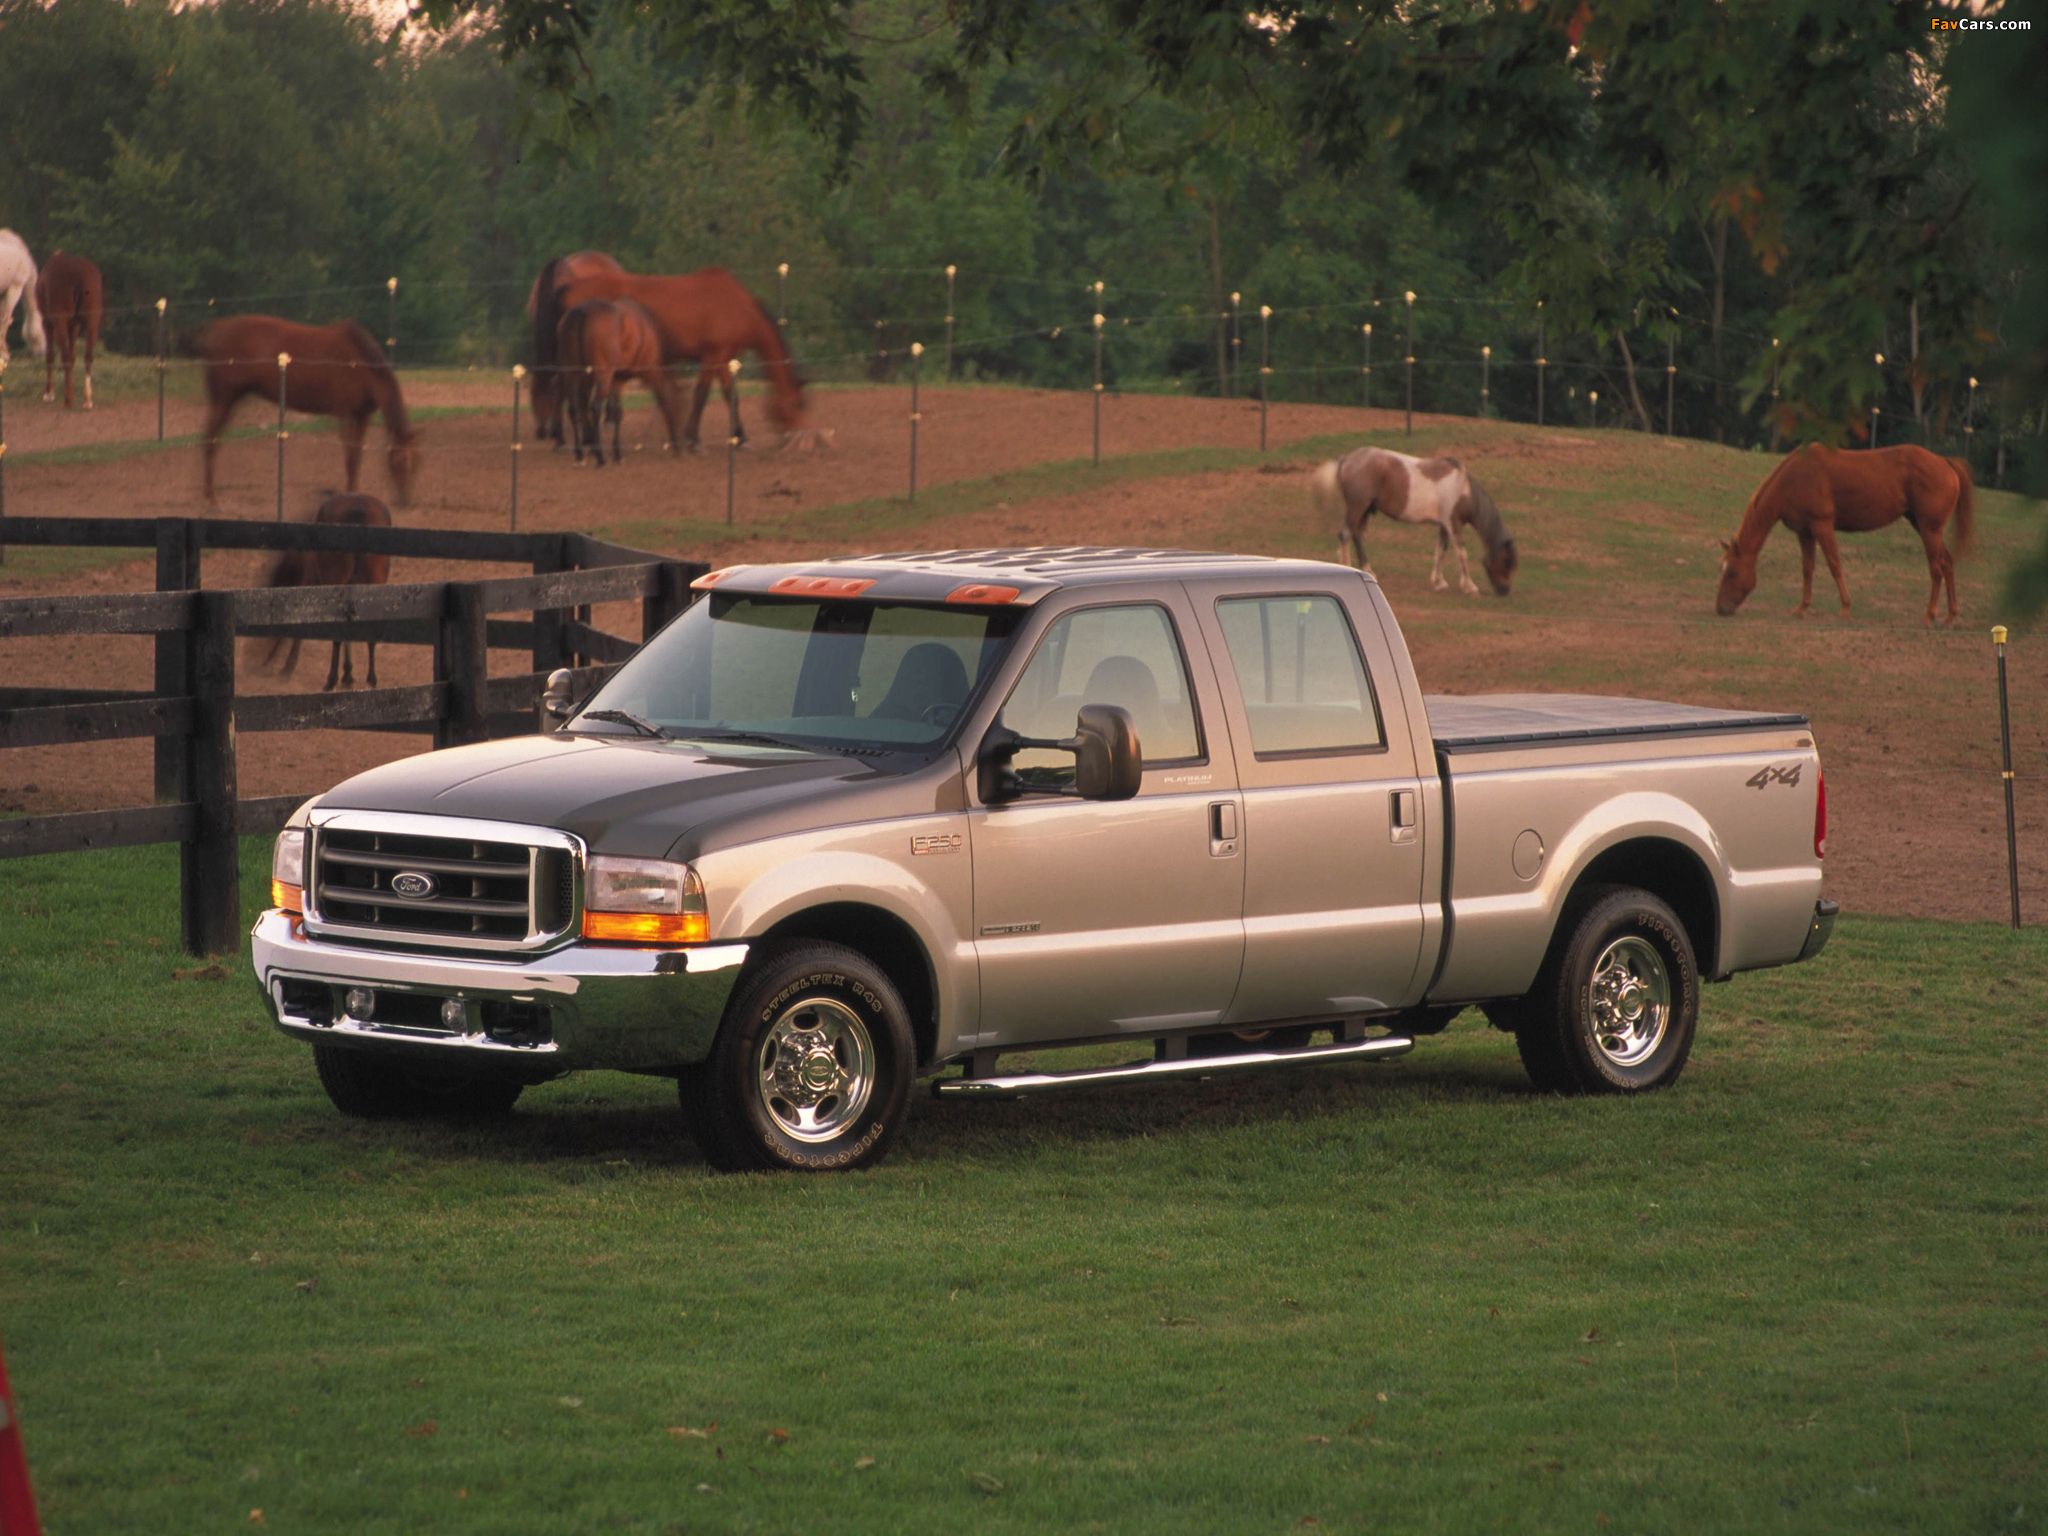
1215,594 -> 1383,756
999,604 -> 1202,787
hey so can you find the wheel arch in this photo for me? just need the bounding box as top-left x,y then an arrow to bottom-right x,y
757,902 -> 940,1070
1554,836 -> 1720,980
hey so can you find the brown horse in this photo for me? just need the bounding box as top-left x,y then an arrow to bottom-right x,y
1311,446 -> 1519,595
556,299 -> 683,466
193,316 -> 418,508
258,493 -> 393,691
1715,443 -> 1974,625
542,266 -> 813,450
34,250 -> 102,409
528,250 -> 627,435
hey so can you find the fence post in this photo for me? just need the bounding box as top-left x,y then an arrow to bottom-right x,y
1092,315 -> 1105,465
1964,375 -> 1979,460
509,365 -> 525,531
1536,302 -> 1546,427
1991,625 -> 2022,929
1258,305 -> 1272,451
436,583 -> 488,750
725,357 -> 742,526
642,559 -> 691,644
1665,323 -> 1677,437
1403,290 -> 1416,436
1769,337 -> 1782,452
533,537 -> 567,707
874,319 -> 887,376
777,262 -> 790,329
1870,351 -> 1885,445
1361,323 -> 1373,410
181,590 -> 240,957
1229,292 -> 1241,398
944,265 -> 957,380
1481,345 -> 1491,417
154,518 -> 202,803
0,357 -> 8,560
156,298 -> 168,442
275,352 -> 291,521
386,276 -> 399,358
909,342 -> 924,499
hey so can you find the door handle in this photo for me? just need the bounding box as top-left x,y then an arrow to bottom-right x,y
1210,800 -> 1239,858
1390,788 -> 1417,845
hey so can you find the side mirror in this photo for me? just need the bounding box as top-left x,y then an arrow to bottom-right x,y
542,667 -> 575,726
978,704 -> 1142,802
1071,704 -> 1142,800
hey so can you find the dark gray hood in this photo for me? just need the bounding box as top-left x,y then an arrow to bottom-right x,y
315,732 -> 952,858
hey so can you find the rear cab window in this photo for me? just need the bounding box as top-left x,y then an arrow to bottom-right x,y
1214,593 -> 1385,757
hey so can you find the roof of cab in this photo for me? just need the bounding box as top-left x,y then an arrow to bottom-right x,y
694,547 -> 1360,605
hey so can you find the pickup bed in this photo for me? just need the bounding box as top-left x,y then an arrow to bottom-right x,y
251,547 -> 1835,1171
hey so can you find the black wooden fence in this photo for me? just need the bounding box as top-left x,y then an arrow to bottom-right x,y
0,515 -> 705,954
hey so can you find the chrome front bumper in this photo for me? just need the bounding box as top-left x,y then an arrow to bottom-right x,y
249,908 -> 749,1072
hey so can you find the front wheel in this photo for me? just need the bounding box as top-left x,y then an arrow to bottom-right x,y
680,942 -> 915,1172
1515,887 -> 1699,1094
312,1044 -> 525,1118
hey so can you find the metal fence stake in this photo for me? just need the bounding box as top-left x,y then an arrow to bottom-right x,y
1362,323 -> 1373,410
1092,313 -> 1105,465
909,342 -> 924,500
1258,305 -> 1272,451
1229,292 -> 1241,399
1403,290 -> 1416,436
944,265 -> 957,380
510,365 -> 525,531
275,352 -> 290,521
156,298 -> 168,442
0,357 -> 8,560
1994,624 -> 2022,929
726,357 -> 741,526
386,276 -> 399,358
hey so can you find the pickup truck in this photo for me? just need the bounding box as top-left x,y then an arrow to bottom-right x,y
251,547 -> 1836,1171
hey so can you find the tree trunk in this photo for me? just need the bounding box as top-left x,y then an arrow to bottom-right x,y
1614,331 -> 1655,432
1909,296 -> 1926,435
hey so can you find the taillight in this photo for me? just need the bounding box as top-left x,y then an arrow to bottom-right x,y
1814,769 -> 1827,860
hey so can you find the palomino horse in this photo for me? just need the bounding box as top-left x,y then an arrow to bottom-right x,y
1715,443 -> 1974,625
35,250 -> 102,409
556,298 -> 683,465
0,230 -> 46,366
192,316 -> 419,507
541,265 -> 818,450
528,250 -> 627,435
258,492 -> 393,691
1312,446 -> 1519,595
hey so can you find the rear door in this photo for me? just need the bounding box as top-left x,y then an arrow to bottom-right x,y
1190,578 -> 1431,1023
967,593 -> 1245,1043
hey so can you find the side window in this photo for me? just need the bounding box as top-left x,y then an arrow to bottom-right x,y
1000,604 -> 1202,785
1216,594 -> 1384,756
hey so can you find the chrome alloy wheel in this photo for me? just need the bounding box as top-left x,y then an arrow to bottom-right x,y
1587,935 -> 1671,1068
755,997 -> 876,1143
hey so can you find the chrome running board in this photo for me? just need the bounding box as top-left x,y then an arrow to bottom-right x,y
933,1034 -> 1415,1099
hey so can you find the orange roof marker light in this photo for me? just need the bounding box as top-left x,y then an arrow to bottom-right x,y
691,567 -> 743,591
945,583 -> 1023,605
769,575 -> 877,598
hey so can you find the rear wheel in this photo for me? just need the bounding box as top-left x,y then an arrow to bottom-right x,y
312,1045 -> 525,1118
680,942 -> 914,1172
1515,887 -> 1699,1094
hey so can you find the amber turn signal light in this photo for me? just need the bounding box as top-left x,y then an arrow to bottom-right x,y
581,910 -> 709,946
271,880 -> 303,915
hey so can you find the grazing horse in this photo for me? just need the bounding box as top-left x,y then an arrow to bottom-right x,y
257,492 -> 393,691
541,265 -> 817,450
0,229 -> 46,366
35,250 -> 102,409
192,315 -> 419,508
556,298 -> 683,466
1715,443 -> 1973,625
528,250 -> 627,436
1312,446 -> 1519,595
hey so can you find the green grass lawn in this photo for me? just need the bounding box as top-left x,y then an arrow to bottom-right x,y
2,839 -> 2043,1533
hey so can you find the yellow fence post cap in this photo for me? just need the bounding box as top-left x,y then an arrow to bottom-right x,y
1992,625 -> 2008,646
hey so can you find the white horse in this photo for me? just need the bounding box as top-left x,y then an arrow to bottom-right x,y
1311,445 -> 1519,596
0,230 -> 47,367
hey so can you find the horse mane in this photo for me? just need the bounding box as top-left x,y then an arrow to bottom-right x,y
746,288 -> 808,415
1462,473 -> 1509,554
339,320 -> 411,440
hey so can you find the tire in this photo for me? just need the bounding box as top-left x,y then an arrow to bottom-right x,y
680,941 -> 915,1173
312,1044 -> 525,1118
1515,887 -> 1699,1095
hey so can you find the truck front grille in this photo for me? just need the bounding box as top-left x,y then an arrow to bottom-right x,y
307,816 -> 578,950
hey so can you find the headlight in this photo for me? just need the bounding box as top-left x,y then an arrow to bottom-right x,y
581,856 -> 709,945
271,829 -> 306,914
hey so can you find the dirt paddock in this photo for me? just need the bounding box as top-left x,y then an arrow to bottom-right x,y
3,378 -> 2043,926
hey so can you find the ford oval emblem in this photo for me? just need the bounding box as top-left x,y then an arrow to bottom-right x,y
390,871 -> 437,900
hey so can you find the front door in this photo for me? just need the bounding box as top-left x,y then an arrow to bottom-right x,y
968,598 -> 1245,1045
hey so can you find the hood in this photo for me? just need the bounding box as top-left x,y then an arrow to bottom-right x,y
314,732 -> 938,858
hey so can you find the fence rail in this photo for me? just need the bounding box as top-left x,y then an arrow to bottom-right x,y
0,514 -> 704,954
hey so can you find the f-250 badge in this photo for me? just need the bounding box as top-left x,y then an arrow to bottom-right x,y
1746,764 -> 1803,789
911,833 -> 964,855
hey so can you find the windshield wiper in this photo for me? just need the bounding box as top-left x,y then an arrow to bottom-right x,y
683,727 -> 820,752
575,708 -> 667,739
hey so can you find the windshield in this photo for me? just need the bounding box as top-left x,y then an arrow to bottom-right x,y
571,593 -> 1025,751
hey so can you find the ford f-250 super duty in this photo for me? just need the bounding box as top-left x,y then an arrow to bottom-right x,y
251,547 -> 1836,1171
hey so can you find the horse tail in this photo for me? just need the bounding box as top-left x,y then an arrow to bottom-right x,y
533,256 -> 567,369
1945,455 -> 1975,557
19,252 -> 45,357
